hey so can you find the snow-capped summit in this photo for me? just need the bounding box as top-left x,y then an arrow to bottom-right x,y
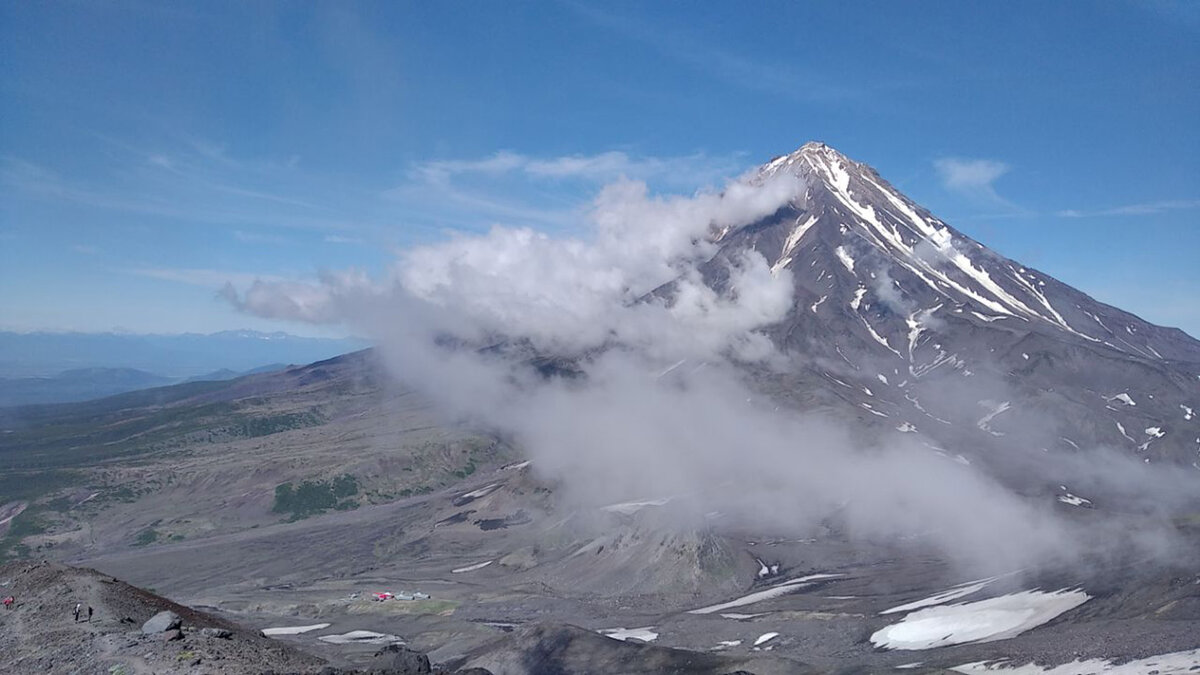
756,140 -> 859,183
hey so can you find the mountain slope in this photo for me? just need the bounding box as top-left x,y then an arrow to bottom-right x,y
0,560 -> 327,674
0,368 -> 176,407
703,142 -> 1200,472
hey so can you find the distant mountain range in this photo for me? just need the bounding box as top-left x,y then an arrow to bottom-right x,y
0,330 -> 368,380
0,363 -> 291,407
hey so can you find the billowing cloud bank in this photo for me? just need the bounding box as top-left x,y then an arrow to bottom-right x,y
226,169 -> 1189,575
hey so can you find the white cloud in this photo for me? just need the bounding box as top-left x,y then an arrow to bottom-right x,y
234,229 -> 290,244
1057,199 -> 1200,218
230,171 -> 805,359
129,266 -> 289,289
413,150 -> 741,187
934,157 -> 1011,195
221,271 -> 375,324
222,167 -> 1101,574
220,162 -> 1193,575
3,138 -> 381,240
387,150 -> 750,233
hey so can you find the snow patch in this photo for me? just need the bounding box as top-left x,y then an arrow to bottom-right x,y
1057,493 -> 1091,507
862,316 -> 902,356
781,215 -> 818,258
601,496 -> 672,515
753,632 -> 780,646
851,286 -> 867,310
600,626 -> 659,642
318,630 -> 403,645
835,246 -> 856,273
451,560 -> 494,573
1116,422 -> 1134,442
769,255 -> 792,276
1107,393 -> 1136,406
861,403 -> 889,418
656,360 -> 687,379
262,623 -> 331,636
952,648 -> 1200,674
688,574 -> 842,614
870,588 -> 1090,650
456,483 -> 502,502
881,577 -> 997,615
976,400 -> 1011,435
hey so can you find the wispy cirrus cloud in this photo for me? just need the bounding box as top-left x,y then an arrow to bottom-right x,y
931,156 -> 1032,218
413,150 -> 742,187
2,143 -> 349,233
390,149 -> 748,232
1057,199 -> 1200,218
564,1 -> 892,103
233,229 -> 291,245
127,266 -> 290,289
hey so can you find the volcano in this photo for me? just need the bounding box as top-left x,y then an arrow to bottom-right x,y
694,142 -> 1200,476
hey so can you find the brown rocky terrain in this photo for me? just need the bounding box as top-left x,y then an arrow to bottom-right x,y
0,560 -> 324,674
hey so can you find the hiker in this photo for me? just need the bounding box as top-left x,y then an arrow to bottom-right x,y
73,603 -> 81,622
3,595 -> 13,609
87,606 -> 93,621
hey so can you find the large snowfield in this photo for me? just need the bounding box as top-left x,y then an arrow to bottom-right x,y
870,589 -> 1090,650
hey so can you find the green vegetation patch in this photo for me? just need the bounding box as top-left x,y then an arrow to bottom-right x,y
226,411 -> 323,438
451,459 -> 477,479
272,474 -> 359,521
133,527 -> 159,546
0,505 -> 49,562
0,469 -> 77,503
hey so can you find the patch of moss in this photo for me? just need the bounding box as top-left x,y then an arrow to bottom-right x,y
272,474 -> 359,521
227,411 -> 323,438
451,460 -> 477,479
0,507 -> 48,562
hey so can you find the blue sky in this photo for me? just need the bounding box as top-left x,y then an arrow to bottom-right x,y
2,1 -> 1197,338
